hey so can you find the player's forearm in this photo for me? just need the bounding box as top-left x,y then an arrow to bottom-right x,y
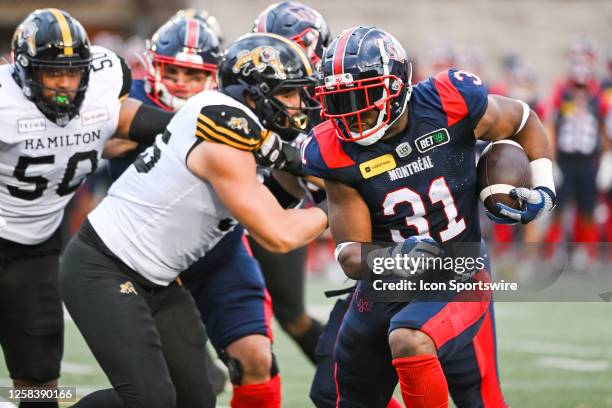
335,242 -> 364,280
102,139 -> 139,159
512,110 -> 553,161
512,111 -> 556,195
250,207 -> 327,253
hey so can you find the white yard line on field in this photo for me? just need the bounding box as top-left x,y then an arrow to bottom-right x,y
61,362 -> 98,375
501,338 -> 612,359
536,356 -> 610,372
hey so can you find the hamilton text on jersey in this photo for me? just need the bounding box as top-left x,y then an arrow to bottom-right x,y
23,129 -> 102,150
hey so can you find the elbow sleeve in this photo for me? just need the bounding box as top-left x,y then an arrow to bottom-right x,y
128,104 -> 174,144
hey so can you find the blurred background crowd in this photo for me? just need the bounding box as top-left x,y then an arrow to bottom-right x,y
1,0 -> 611,273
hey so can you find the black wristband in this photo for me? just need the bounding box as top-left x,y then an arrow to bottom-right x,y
263,173 -> 302,209
128,104 -> 174,144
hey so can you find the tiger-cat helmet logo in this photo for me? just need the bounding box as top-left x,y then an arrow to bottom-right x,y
232,46 -> 287,80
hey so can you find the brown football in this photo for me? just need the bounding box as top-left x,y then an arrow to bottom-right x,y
476,140 -> 531,217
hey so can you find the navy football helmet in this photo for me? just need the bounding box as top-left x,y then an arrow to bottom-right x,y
253,2 -> 331,66
145,17 -> 221,110
218,33 -> 318,139
316,26 -> 412,145
172,8 -> 224,46
12,8 -> 92,126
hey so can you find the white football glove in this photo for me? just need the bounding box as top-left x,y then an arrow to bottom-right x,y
487,186 -> 556,225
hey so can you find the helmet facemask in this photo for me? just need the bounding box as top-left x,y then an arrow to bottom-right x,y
26,60 -> 91,127
291,27 -> 322,65
246,72 -> 319,140
144,17 -> 221,111
316,73 -> 409,146
146,52 -> 217,111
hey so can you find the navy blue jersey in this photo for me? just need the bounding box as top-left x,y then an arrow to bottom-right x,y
107,79 -> 156,181
303,69 -> 488,243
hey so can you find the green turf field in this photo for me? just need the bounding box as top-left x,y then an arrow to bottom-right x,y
2,278 -> 611,407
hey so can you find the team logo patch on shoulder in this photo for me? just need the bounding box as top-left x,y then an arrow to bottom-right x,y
415,128 -> 450,153
81,107 -> 110,126
17,117 -> 46,134
227,116 -> 250,134
359,154 -> 396,179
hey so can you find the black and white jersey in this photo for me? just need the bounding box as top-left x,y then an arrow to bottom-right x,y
89,90 -> 269,285
0,46 -> 127,244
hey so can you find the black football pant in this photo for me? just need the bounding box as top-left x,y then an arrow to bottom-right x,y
60,221 -> 215,408
0,230 -> 64,408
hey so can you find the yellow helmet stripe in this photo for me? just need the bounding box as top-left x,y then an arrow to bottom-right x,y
47,9 -> 73,56
255,32 -> 313,76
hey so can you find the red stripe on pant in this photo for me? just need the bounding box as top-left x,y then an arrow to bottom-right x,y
473,310 -> 508,407
420,270 -> 491,349
241,234 -> 253,255
263,288 -> 274,342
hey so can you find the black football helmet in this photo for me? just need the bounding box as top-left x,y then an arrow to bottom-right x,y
315,26 -> 412,146
218,33 -> 318,139
253,2 -> 331,66
172,8 -> 224,46
12,8 -> 92,126
145,17 -> 221,110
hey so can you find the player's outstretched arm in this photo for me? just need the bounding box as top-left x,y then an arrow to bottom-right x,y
325,179 -> 372,279
187,141 -> 327,253
109,98 -> 174,144
475,95 -> 556,224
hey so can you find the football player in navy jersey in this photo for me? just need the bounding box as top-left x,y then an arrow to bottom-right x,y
105,15 -> 221,180
303,26 -> 556,407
